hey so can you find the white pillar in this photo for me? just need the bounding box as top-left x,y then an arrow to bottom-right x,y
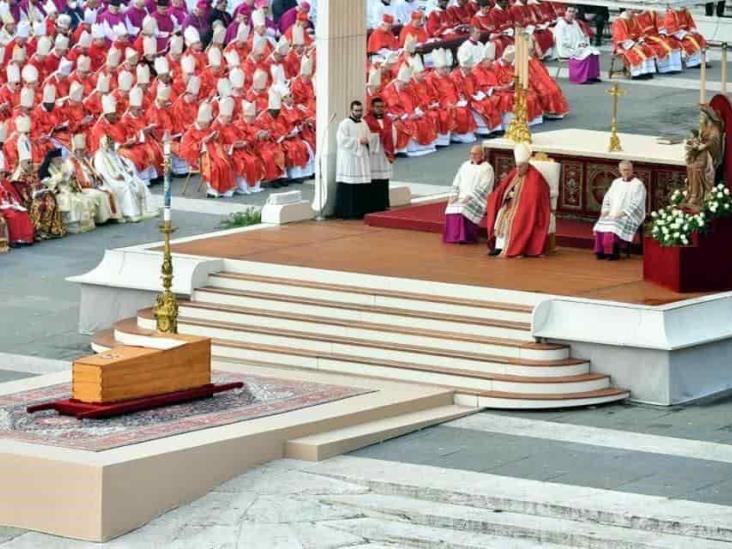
312,0 -> 367,217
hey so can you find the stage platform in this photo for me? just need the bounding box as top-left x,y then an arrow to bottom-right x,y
363,199 -> 644,254
166,220 -> 693,306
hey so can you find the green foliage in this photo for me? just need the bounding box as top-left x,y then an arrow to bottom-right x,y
219,208 -> 262,229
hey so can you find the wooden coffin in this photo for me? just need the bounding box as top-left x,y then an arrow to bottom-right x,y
72,337 -> 211,404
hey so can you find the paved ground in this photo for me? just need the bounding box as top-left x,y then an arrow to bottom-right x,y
0,211 -> 226,361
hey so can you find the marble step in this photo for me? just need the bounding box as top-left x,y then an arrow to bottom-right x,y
323,517 -> 573,549
207,271 -> 535,322
93,327 -> 626,409
307,456 -> 732,542
180,297 -> 534,342
324,494 -> 731,549
162,315 -> 569,362
285,404 -> 475,461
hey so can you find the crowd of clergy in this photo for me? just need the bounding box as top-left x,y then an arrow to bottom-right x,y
0,0 -> 708,253
0,0 -> 319,252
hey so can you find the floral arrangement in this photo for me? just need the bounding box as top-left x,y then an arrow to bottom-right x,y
649,184 -> 732,247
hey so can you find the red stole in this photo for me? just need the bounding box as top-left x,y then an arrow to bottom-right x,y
363,112 -> 395,162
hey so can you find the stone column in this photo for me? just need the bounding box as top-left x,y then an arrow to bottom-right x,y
311,0 -> 367,217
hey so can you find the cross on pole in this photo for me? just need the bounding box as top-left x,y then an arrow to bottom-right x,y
607,81 -> 627,152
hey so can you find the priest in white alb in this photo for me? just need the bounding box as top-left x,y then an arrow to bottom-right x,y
443,145 -> 494,244
593,160 -> 647,260
334,100 -> 374,219
553,6 -> 600,84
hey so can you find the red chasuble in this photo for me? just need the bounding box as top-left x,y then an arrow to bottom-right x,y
367,28 -> 399,54
486,165 -> 550,257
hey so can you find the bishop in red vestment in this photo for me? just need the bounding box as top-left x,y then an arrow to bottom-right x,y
486,143 -> 550,258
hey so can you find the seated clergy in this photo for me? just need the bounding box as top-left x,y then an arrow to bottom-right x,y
553,6 -> 600,84
443,145 -> 494,244
592,160 -> 647,260
486,143 -> 551,258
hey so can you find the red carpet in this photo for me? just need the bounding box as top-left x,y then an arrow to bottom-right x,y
364,200 -> 600,250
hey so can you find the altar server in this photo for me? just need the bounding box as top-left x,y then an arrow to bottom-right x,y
486,142 -> 550,258
553,6 -> 600,84
592,160 -> 647,260
334,100 -> 373,219
443,145 -> 494,244
363,96 -> 395,212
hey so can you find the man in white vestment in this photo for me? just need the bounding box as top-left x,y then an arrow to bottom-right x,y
554,6 -> 600,84
593,160 -> 647,260
93,135 -> 158,222
334,100 -> 373,219
443,145 -> 494,244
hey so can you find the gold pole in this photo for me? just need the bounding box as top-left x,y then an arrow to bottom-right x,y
154,141 -> 178,334
505,29 -> 532,144
607,81 -> 626,152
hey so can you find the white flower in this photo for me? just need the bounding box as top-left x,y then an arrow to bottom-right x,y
651,211 -> 658,218
682,237 -> 689,245
725,188 -> 730,196
699,220 -> 705,227
682,190 -> 689,197
662,227 -> 669,234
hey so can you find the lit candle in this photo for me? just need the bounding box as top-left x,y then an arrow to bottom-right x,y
522,35 -> 529,89
700,51 -> 707,104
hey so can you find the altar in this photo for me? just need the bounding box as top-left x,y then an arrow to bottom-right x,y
484,129 -> 687,221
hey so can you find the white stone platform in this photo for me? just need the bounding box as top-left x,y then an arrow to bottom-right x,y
484,129 -> 685,166
0,363 -> 461,542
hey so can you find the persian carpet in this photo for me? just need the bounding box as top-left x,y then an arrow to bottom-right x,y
0,371 -> 372,452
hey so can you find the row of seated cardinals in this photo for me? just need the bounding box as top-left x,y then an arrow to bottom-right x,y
610,8 -> 707,75
365,43 -> 569,156
0,6 -> 320,198
367,0 -> 594,61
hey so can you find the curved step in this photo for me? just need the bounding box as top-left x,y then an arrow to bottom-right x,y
116,318 -> 608,394
134,315 -> 570,368
134,310 -> 584,376
208,272 -> 535,322
96,323 -> 629,409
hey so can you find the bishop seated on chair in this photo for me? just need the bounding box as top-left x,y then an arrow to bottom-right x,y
486,143 -> 551,258
592,160 -> 647,260
443,145 -> 494,245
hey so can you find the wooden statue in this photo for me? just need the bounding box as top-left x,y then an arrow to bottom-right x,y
684,129 -> 715,211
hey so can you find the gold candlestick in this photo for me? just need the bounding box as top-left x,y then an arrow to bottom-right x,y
607,81 -> 626,152
506,30 -> 532,144
153,142 -> 178,334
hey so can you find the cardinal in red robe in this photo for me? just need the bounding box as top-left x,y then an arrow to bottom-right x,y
179,102 -> 236,197
368,13 -> 399,54
486,143 -> 550,258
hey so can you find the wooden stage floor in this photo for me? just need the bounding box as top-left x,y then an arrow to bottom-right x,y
169,221 -> 704,306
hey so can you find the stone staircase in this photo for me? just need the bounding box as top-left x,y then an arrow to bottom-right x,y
94,267 -> 629,410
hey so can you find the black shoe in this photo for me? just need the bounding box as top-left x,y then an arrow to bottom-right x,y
607,252 -> 620,261
488,248 -> 502,257
595,252 -> 607,260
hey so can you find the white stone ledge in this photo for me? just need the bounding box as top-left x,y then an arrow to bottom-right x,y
66,249 -> 224,296
532,292 -> 732,351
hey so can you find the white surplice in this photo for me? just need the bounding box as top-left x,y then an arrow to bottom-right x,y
336,117 -> 372,185
445,161 -> 494,225
592,177 -> 647,242
553,18 -> 599,60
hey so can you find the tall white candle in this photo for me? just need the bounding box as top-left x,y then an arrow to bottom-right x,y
700,51 -> 707,104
